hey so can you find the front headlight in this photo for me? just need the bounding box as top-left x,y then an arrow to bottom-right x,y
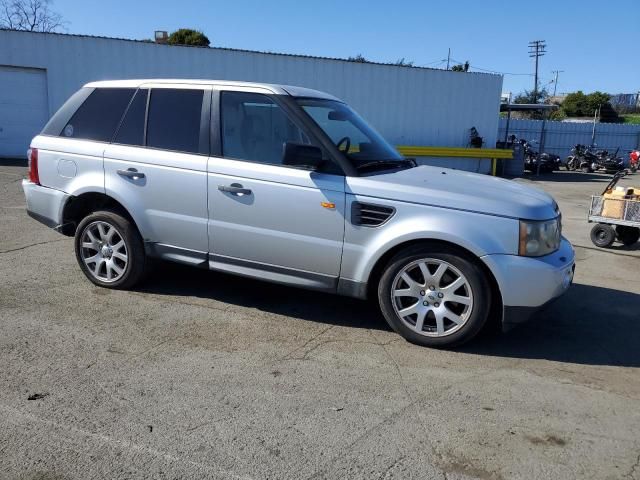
519,217 -> 561,257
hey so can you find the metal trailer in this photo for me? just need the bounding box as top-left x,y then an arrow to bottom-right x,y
588,172 -> 640,247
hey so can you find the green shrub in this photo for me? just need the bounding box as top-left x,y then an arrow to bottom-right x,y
167,29 -> 210,47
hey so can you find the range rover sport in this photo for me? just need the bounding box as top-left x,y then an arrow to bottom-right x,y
22,79 -> 575,347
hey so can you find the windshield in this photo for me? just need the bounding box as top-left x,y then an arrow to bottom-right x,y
296,98 -> 409,172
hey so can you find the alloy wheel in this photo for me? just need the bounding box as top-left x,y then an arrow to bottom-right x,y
391,258 -> 474,337
79,221 -> 128,283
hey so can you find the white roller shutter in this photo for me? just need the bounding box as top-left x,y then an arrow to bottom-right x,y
0,66 -> 48,158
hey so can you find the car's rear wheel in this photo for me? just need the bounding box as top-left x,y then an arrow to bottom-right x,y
378,245 -> 491,348
74,210 -> 147,289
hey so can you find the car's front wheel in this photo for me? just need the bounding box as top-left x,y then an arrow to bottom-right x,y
74,210 -> 147,289
378,245 -> 491,348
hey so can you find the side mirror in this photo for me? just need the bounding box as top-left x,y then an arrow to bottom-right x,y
282,142 -> 323,170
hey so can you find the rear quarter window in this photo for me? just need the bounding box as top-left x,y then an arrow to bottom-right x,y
61,88 -> 135,142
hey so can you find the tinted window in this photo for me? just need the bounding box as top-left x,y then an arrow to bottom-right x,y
221,91 -> 311,165
62,88 -> 135,141
297,99 -> 402,165
113,89 -> 148,146
146,89 -> 204,154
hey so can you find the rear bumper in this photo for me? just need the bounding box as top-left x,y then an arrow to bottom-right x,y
22,180 -> 69,231
481,237 -> 575,330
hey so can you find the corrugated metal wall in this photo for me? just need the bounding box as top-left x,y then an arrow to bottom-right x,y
499,118 -> 640,160
1,30 -> 503,171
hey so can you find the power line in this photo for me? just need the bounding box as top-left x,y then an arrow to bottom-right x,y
467,65 -> 534,76
422,58 -> 447,66
447,58 -> 533,76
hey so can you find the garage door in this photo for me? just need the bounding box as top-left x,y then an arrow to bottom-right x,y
0,66 -> 49,158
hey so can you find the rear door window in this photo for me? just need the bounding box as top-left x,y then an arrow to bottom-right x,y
113,89 -> 148,146
61,88 -> 135,142
146,88 -> 204,154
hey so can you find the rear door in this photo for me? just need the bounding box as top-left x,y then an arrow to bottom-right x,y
103,84 -> 211,261
207,87 -> 346,288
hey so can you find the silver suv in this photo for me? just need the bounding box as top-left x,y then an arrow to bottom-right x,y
22,80 -> 575,347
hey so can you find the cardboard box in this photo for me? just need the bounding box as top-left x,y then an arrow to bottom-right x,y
602,191 -> 625,219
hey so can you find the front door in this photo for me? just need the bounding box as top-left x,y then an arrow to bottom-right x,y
207,89 -> 345,289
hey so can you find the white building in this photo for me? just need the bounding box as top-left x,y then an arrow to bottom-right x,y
0,30 -> 503,172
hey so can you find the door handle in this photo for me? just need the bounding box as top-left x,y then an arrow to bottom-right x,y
117,168 -> 145,180
218,183 -> 252,196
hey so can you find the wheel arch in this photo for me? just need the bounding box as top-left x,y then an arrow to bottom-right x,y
60,192 -> 138,237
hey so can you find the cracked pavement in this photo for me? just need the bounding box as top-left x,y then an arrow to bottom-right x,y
1,164 -> 639,479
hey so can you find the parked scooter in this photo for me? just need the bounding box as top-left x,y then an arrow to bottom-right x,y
518,138 -> 561,173
566,144 -> 624,173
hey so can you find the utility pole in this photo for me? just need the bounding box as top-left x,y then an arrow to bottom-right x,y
528,40 -> 546,103
446,48 -> 451,70
551,69 -> 564,97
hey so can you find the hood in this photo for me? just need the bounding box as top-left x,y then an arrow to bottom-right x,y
346,165 -> 558,220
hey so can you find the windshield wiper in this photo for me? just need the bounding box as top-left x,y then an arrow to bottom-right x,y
355,159 -> 417,172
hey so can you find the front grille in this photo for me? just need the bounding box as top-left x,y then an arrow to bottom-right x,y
351,201 -> 395,227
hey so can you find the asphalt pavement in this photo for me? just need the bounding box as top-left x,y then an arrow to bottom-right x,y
1,164 -> 639,480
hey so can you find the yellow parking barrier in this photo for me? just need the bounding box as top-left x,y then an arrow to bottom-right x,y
394,146 -> 513,176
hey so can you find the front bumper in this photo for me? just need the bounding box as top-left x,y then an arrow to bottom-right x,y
22,180 -> 69,231
481,237 -> 575,330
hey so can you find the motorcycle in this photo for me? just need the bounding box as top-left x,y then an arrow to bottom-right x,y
630,150 -> 639,173
518,139 -> 561,173
566,144 -> 624,173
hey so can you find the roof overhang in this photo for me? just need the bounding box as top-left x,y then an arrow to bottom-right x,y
500,103 -> 559,112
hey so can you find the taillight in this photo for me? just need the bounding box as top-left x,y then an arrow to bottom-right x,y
27,148 -> 40,185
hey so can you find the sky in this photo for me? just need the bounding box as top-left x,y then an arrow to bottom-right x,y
52,0 -> 639,96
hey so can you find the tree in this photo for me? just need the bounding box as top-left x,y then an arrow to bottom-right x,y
167,28 -> 210,47
347,54 -> 369,63
560,91 -> 618,121
598,102 -> 620,123
0,0 -> 65,32
586,91 -> 611,113
561,91 -> 589,116
513,88 -> 549,104
394,58 -> 414,67
549,109 -> 567,121
451,61 -> 469,72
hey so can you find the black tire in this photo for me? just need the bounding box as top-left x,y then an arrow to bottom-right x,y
590,223 -> 616,248
74,210 -> 147,289
565,158 -> 576,171
616,226 -> 640,246
378,244 -> 491,348
581,164 -> 592,173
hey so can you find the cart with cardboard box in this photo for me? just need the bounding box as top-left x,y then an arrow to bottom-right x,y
588,171 -> 640,247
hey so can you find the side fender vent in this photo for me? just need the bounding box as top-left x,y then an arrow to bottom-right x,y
351,201 -> 395,227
